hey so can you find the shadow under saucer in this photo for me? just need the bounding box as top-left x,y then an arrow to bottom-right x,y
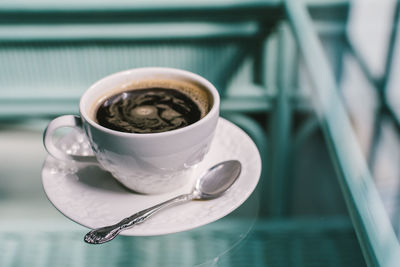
76,165 -> 130,194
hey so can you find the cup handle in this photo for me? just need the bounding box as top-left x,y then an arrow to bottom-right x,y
43,115 -> 97,163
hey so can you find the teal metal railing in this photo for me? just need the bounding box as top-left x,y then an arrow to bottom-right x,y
1,0 -> 391,265
286,0 -> 400,266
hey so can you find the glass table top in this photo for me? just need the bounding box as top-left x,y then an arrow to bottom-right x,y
0,119 -> 364,267
1,0 -> 400,266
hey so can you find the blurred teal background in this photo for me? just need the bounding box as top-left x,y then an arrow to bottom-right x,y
1,0 -> 400,266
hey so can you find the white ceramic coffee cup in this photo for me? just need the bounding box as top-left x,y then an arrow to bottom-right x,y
43,67 -> 220,194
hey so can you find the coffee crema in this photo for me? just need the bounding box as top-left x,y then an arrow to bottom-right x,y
95,86 -> 210,134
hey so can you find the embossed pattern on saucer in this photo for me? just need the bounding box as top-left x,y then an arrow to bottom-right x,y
41,118 -> 261,236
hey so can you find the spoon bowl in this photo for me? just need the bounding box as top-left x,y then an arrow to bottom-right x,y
194,160 -> 241,199
84,160 -> 242,244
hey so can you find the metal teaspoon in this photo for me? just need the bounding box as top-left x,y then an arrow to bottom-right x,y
84,160 -> 242,244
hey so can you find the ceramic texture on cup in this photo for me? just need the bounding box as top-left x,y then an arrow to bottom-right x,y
79,68 -> 220,194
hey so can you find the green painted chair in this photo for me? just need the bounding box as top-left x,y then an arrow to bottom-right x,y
0,1 -> 370,266
0,0 -> 277,211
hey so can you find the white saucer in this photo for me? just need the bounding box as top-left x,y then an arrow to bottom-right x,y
42,118 -> 261,236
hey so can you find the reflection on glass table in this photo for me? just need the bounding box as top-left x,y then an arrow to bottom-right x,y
0,120 -> 364,266
5,0 -> 400,266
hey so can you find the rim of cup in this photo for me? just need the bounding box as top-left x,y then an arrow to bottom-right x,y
80,67 -> 220,138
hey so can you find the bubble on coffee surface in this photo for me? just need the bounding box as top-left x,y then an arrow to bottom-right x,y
96,87 -> 204,133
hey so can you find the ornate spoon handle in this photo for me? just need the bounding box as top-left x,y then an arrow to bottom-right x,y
84,193 -> 194,244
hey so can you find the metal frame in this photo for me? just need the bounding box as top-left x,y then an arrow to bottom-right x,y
286,0 -> 400,266
345,1 -> 400,169
0,1 -> 282,120
1,0 -> 398,264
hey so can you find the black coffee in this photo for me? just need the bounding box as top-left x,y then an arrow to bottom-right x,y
96,87 -> 204,133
